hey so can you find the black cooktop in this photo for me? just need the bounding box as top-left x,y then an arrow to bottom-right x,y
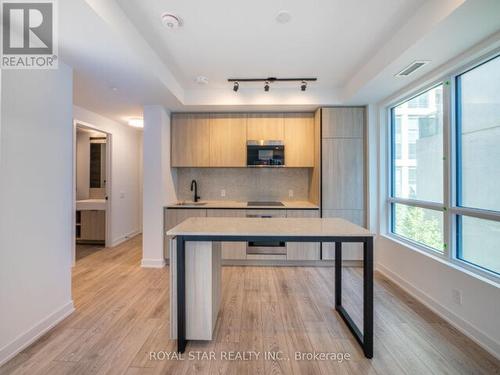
247,201 -> 284,207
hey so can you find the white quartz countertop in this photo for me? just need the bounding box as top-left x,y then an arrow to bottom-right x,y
76,199 -> 106,210
166,217 -> 374,237
166,200 -> 319,210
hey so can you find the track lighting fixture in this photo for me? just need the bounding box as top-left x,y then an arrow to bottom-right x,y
228,77 -> 316,92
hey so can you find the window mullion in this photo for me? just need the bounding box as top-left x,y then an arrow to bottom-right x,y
443,79 -> 452,258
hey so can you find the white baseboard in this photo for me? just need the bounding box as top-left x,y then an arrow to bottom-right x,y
110,230 -> 140,247
376,263 -> 500,360
141,258 -> 166,268
0,301 -> 75,366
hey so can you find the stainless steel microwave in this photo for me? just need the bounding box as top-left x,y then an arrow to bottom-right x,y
246,140 -> 285,167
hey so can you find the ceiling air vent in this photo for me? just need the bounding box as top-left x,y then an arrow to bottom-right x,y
395,61 -> 429,77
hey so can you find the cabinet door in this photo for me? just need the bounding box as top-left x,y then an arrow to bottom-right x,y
80,210 -> 105,241
286,210 -> 320,260
247,113 -> 284,140
284,113 -> 314,167
171,113 -> 210,167
322,209 -> 365,260
322,138 -> 364,209
209,114 -> 247,167
206,209 -> 246,259
322,107 -> 364,138
164,208 -> 207,259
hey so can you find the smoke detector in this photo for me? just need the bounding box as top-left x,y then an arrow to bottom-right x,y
161,13 -> 182,29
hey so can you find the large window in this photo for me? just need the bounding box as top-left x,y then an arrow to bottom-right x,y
390,85 -> 444,252
389,53 -> 500,278
456,55 -> 500,275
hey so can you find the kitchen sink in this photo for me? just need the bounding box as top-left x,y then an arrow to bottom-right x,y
174,202 -> 207,206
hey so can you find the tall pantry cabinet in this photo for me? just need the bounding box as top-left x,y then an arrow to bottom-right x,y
321,107 -> 366,260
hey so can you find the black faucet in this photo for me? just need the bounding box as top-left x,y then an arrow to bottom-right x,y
190,179 -> 200,202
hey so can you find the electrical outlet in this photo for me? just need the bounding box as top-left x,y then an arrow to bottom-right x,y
452,289 -> 462,305
120,192 -> 125,199
288,189 -> 294,198
220,189 -> 226,197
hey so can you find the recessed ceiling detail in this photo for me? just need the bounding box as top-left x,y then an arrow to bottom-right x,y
276,11 -> 291,24
195,75 -> 209,85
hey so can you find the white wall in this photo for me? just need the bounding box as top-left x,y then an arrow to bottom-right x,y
0,64 -> 74,365
142,105 -> 177,268
73,106 -> 142,246
373,41 -> 500,359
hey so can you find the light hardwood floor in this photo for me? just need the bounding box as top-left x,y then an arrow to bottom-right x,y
1,235 -> 499,375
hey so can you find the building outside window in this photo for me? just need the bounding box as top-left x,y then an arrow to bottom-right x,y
456,54 -> 500,275
389,53 -> 500,278
390,85 -> 444,251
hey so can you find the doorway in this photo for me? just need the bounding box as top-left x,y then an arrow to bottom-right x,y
72,121 -> 112,263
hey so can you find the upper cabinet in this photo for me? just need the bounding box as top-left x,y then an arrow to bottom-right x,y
322,107 -> 364,138
171,113 -> 210,167
247,113 -> 284,140
171,112 -> 316,168
284,113 -> 314,167
209,114 -> 247,167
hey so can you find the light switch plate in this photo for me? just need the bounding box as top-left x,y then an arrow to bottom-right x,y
288,189 -> 294,198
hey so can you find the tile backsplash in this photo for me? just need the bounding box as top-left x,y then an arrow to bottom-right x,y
176,168 -> 311,201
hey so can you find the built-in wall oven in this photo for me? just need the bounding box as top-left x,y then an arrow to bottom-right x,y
247,140 -> 285,167
246,212 -> 286,257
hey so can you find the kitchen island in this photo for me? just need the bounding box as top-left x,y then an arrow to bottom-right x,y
166,217 -> 375,358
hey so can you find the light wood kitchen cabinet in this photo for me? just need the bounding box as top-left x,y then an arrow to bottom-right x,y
286,209 -> 320,260
209,114 -> 247,167
284,113 -> 314,167
322,209 -> 365,260
247,113 -> 284,140
321,106 -> 366,261
164,208 -> 207,259
79,210 -> 105,241
322,138 -> 364,209
171,113 -> 210,167
206,209 -> 247,259
322,107 -> 364,138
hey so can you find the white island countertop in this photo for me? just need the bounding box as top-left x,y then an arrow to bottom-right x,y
167,217 -> 374,237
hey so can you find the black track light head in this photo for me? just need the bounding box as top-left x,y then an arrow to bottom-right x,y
264,81 -> 270,92
233,81 -> 239,92
301,80 -> 307,91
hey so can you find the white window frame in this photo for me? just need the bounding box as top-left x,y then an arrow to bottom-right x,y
384,49 -> 500,283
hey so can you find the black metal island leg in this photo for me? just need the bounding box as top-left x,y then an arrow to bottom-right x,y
173,235 -> 374,358
176,236 -> 187,353
333,238 -> 374,359
363,236 -> 374,358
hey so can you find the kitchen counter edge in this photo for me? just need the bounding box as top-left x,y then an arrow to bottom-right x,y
165,201 -> 319,210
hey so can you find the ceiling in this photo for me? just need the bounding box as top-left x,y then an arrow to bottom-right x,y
116,0 -> 425,89
62,0 -> 500,124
